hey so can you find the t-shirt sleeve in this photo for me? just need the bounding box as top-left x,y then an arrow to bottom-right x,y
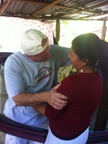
61,46 -> 71,66
4,57 -> 25,98
50,44 -> 71,67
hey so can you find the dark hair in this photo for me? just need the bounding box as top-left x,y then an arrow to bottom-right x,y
72,33 -> 102,67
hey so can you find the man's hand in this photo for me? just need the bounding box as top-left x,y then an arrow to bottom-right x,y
46,84 -> 67,110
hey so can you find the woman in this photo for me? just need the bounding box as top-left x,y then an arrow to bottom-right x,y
34,33 -> 103,144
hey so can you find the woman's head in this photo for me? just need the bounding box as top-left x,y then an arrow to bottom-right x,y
69,33 -> 102,71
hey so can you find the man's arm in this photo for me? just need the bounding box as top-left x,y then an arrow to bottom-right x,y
13,84 -> 67,110
13,86 -> 67,110
4,54 -> 67,110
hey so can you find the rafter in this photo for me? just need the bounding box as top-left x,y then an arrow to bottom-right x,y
16,0 -> 48,5
1,13 -> 103,21
0,0 -> 12,15
32,0 -> 61,16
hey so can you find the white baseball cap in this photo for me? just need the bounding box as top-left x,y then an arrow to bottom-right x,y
21,29 -> 48,55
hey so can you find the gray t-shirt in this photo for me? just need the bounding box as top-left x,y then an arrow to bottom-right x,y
3,44 -> 71,128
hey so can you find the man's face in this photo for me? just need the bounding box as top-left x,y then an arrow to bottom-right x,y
26,45 -> 51,62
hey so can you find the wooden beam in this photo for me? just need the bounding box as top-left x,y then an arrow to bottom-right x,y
1,14 -> 105,21
0,0 -> 12,15
32,0 -> 61,16
16,0 -> 48,5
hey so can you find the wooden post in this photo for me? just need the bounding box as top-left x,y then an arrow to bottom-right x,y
101,20 -> 107,40
56,20 -> 60,44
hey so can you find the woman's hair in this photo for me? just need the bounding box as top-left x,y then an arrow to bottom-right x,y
72,33 -> 102,67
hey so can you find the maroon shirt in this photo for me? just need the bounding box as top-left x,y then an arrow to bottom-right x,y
45,72 -> 103,139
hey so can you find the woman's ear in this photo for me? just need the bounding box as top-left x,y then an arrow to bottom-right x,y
82,59 -> 89,67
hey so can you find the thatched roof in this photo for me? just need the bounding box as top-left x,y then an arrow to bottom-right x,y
0,0 -> 108,21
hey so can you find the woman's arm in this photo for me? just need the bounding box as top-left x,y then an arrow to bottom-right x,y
33,103 -> 46,115
45,78 -> 72,120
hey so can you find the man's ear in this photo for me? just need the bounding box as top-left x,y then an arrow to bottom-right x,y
25,54 -> 30,58
42,38 -> 47,47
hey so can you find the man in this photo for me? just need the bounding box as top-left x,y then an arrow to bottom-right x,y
3,29 -> 71,144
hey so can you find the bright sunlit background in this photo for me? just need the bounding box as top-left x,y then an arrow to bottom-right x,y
53,20 -> 108,47
0,16 -> 108,52
0,17 -> 53,52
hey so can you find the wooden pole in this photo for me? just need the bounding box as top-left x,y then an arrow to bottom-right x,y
101,20 -> 107,40
56,20 -> 60,44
